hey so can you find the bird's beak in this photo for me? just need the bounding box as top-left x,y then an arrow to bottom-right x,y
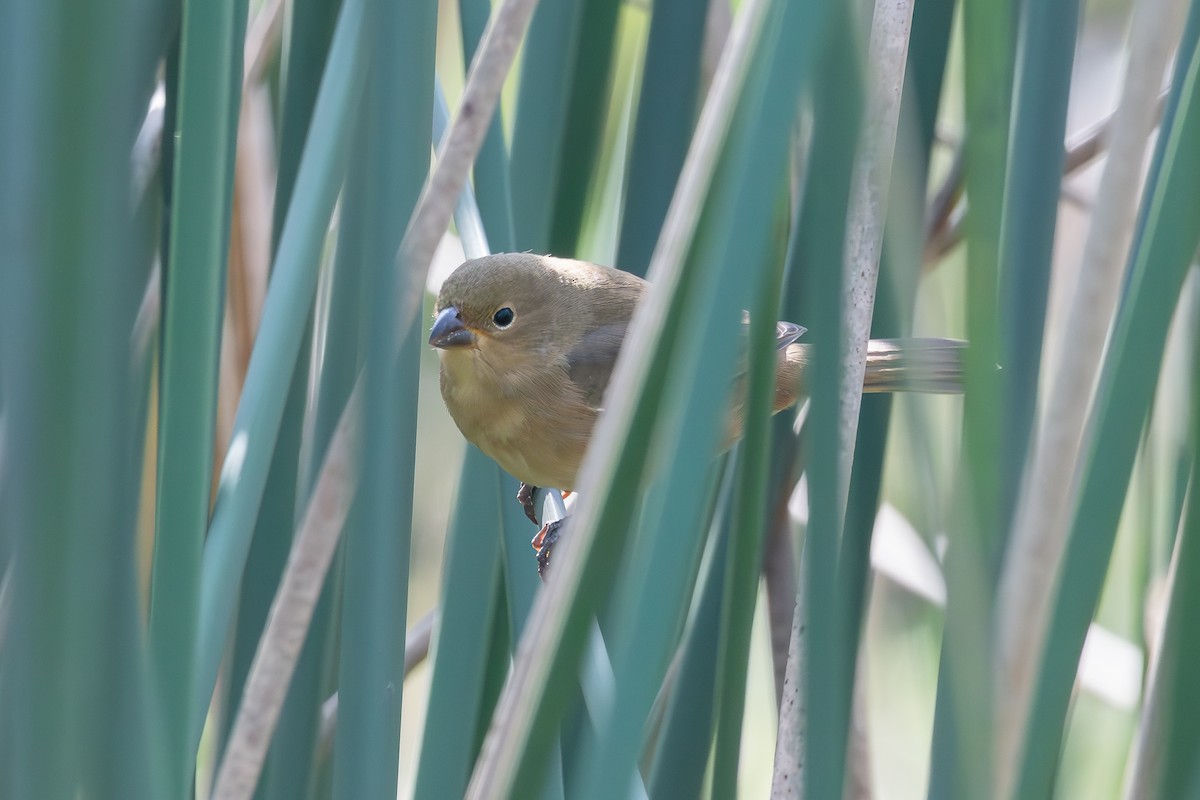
429,306 -> 477,349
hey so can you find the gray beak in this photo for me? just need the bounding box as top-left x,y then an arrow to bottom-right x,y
429,306 -> 477,349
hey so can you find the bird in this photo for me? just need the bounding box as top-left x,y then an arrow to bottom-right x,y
429,252 -> 964,571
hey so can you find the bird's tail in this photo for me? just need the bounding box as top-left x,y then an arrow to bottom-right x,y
774,337 -> 965,411
861,337 -> 966,394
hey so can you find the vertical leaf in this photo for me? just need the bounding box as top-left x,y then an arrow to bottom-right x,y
929,0 -> 1013,793
193,0 -> 370,745
510,0 -> 586,250
413,447 -> 506,800
331,0 -> 436,794
546,0 -> 622,255
997,0 -> 1082,529
646,499 -> 733,800
273,0 -> 345,252
226,1 -> 344,778
615,0 -> 707,276
795,4 -> 862,798
151,0 -> 248,792
0,1 -> 165,796
710,203 -> 789,797
1014,17 -> 1200,797
459,0 -> 517,253
1131,320 -> 1200,799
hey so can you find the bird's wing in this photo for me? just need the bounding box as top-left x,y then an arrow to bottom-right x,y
565,321 -> 627,411
564,318 -> 800,411
740,313 -> 805,349
775,320 -> 806,350
727,319 -> 807,392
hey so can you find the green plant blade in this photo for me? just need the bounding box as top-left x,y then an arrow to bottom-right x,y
793,6 -> 862,798
710,207 -> 789,797
150,0 -> 247,792
997,0 -> 1082,528
413,447 -> 506,800
272,0 -> 344,254
223,0 -> 345,766
928,0 -> 1013,793
615,0 -> 706,277
331,0 -> 435,795
459,0 -> 517,253
243,48 -> 357,800
496,475 -> 570,800
236,7 -> 366,796
509,0 -> 585,251
193,0 -> 370,744
546,0 -> 621,255
1132,332 -> 1200,799
646,496 -> 733,800
1014,17 -> 1200,797
0,1 -> 165,796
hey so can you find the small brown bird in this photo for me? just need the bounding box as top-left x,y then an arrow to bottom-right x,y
430,253 -> 962,560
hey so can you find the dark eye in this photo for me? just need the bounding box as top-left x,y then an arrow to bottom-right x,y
492,307 -> 515,328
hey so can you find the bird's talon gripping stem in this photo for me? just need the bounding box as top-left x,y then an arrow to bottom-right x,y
533,519 -> 565,579
517,482 -> 541,526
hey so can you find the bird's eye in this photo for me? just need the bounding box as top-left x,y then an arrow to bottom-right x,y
492,307 -> 515,328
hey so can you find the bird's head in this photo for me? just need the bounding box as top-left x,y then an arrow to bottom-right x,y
429,254 -> 579,365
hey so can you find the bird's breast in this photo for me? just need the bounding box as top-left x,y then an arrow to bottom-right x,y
437,350 -> 594,490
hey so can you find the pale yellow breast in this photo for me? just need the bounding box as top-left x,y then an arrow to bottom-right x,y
438,349 -> 595,490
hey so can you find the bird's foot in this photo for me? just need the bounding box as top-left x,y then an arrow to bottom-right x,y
517,482 -> 541,526
531,519 -> 565,579
516,484 -> 540,527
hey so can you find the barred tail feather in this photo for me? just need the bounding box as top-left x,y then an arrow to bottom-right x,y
861,337 -> 966,394
773,337 -> 965,412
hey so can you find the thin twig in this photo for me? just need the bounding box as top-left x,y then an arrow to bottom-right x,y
845,658 -> 873,800
131,84 -> 166,209
771,549 -> 807,798
701,0 -> 733,94
218,0 -> 281,477
215,83 -> 276,482
1123,484 -> 1189,800
211,382 -> 363,800
1061,89 -> 1168,175
837,0 -> 915,512
922,144 -> 963,254
763,488 -> 798,710
231,85 -> 275,352
130,0 -> 282,373
244,0 -> 284,84
0,558 -> 12,652
922,89 -> 1172,266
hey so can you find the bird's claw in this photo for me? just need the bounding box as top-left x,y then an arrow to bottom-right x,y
532,519 -> 565,579
517,482 -> 541,526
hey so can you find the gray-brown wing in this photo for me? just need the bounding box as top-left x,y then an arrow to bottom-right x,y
740,313 -> 805,349
565,322 -> 627,411
566,318 -> 801,409
775,321 -> 806,349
